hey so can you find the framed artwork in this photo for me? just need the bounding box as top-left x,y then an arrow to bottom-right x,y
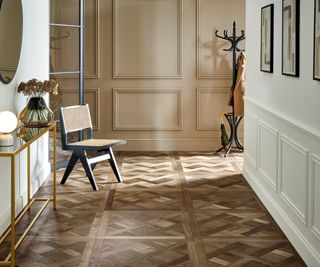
261,4 -> 274,73
314,0 -> 320,80
282,0 -> 300,77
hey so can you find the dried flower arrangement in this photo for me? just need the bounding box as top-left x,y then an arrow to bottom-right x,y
17,78 -> 59,97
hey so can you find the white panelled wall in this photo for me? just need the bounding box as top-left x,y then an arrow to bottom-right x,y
244,1 -> 320,266
0,0 -> 50,235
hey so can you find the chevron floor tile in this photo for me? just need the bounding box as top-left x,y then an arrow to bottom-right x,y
16,238 -> 87,267
117,173 -> 180,190
191,211 -> 285,238
183,174 -> 250,191
107,190 -> 182,210
201,239 -> 303,267
98,211 -> 185,237
188,190 -> 262,211
89,240 -> 190,267
0,152 -> 306,266
28,209 -> 97,238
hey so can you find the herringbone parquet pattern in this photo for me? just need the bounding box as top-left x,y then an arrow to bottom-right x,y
0,152 -> 306,266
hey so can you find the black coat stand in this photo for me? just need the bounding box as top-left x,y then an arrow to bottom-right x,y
216,21 -> 245,157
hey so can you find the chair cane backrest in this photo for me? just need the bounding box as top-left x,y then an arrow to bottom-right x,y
60,104 -> 93,150
61,104 -> 93,133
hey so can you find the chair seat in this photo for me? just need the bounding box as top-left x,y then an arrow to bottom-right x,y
67,139 -> 126,150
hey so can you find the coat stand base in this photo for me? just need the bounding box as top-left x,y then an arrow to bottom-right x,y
217,113 -> 243,158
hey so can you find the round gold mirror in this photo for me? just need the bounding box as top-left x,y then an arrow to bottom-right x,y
0,0 -> 23,84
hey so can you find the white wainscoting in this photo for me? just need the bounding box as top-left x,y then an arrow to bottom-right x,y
279,135 -> 309,225
311,155 -> 320,240
257,121 -> 278,191
244,112 -> 258,168
243,98 -> 320,267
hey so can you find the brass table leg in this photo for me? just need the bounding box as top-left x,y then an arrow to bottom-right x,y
53,125 -> 56,210
10,155 -> 15,267
27,146 -> 31,207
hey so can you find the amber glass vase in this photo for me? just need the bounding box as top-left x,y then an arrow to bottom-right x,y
19,97 -> 54,127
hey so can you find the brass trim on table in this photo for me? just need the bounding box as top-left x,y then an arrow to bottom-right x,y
0,122 -> 57,267
0,123 -> 56,157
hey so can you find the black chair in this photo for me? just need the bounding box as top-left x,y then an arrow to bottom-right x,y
59,104 -> 126,190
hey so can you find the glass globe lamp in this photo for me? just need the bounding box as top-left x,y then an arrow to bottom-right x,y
0,111 -> 18,146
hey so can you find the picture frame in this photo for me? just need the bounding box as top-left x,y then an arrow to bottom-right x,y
282,0 -> 300,77
314,0 -> 320,80
261,4 -> 274,73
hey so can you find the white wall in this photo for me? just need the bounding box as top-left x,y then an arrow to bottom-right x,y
244,0 -> 320,266
0,0 -> 50,235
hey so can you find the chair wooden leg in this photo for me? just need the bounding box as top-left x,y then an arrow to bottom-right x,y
61,152 -> 79,185
79,152 -> 98,191
107,148 -> 122,183
91,150 -> 103,171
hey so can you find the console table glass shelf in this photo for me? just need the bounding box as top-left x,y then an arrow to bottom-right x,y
0,122 -> 56,267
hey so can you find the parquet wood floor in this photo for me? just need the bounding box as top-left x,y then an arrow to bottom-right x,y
0,152 -> 306,266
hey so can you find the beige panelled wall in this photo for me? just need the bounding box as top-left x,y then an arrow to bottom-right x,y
113,0 -> 183,78
53,0 -> 245,151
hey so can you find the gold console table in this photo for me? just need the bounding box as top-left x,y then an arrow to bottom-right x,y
0,122 -> 56,266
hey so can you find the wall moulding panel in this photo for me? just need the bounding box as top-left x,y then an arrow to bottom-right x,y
311,155 -> 320,240
85,0 -> 100,78
113,88 -> 183,130
244,112 -> 258,168
196,88 -> 230,130
279,135 -> 309,225
196,0 -> 245,79
50,0 -> 99,79
257,120 -> 278,191
113,0 -> 183,78
57,88 -> 100,129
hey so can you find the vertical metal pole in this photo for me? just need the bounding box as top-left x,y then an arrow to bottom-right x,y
232,21 -> 237,91
232,21 -> 237,153
79,0 -> 85,140
225,21 -> 237,157
79,0 -> 85,106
